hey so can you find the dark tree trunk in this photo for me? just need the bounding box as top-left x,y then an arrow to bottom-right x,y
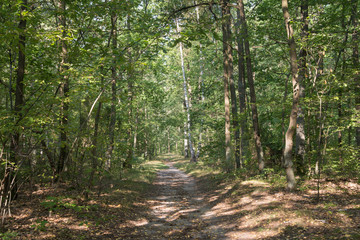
351,0 -> 360,147
222,1 -> 240,170
105,11 -> 118,171
221,0 -> 232,170
236,8 -> 249,169
2,1 -> 27,221
124,15 -> 134,168
238,0 -> 265,171
89,80 -> 102,188
57,0 -> 70,177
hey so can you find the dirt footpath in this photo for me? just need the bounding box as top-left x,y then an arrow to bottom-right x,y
117,161 -> 360,240
118,162 -> 225,239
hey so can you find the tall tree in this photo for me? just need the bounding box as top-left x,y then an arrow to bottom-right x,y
221,0 -> 232,170
57,0 -> 70,177
196,5 -> 205,160
105,5 -> 118,170
176,18 -> 196,162
351,0 -> 359,147
236,7 -> 249,169
295,0 -> 308,175
282,0 -> 298,190
4,0 -> 28,209
238,0 -> 265,171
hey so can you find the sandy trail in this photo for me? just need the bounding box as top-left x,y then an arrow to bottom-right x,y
120,161 -> 228,239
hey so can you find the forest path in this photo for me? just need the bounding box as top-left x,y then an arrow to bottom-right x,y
118,160 -> 235,239
115,156 -> 360,239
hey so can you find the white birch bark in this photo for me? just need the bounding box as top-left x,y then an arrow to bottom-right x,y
176,18 -> 196,162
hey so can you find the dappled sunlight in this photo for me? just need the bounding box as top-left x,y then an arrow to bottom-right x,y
6,155 -> 359,239
241,180 -> 271,187
128,218 -> 149,226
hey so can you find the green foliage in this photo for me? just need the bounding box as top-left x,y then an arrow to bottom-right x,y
31,220 -> 48,232
0,231 -> 18,240
41,196 -> 97,213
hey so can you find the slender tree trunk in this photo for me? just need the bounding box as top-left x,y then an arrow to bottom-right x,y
133,111 -> 139,155
282,0 -> 299,190
125,77 -> 133,168
236,7 -> 249,169
8,50 -> 14,111
105,11 -> 117,171
196,5 -> 205,159
124,15 -> 134,169
221,0 -> 232,170
225,15 -> 240,170
221,0 -> 239,169
351,0 -> 360,147
3,1 -> 27,213
282,75 -> 289,162
295,0 -> 308,176
176,18 -> 196,162
57,0 -> 70,177
339,4 -> 348,166
238,0 -> 264,171
41,140 -> 56,178
167,128 -> 170,153
184,119 -> 189,158
89,70 -> 103,188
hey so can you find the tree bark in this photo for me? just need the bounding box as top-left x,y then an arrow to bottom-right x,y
4,0 -> 27,209
295,0 -> 308,176
89,68 -> 104,187
236,7 -> 249,169
238,0 -> 264,171
351,0 -> 360,147
124,15 -> 134,169
196,5 -> 205,160
226,16 -> 240,171
176,18 -> 196,162
282,0 -> 298,190
105,10 -> 117,171
221,0 -> 232,170
183,119 -> 189,158
57,0 -> 70,177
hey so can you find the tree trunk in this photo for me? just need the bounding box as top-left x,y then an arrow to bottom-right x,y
236,7 -> 249,169
238,0 -> 264,171
57,0 -> 70,178
221,0 -> 232,170
226,15 -> 240,171
184,120 -> 189,158
282,0 -> 299,190
176,18 -> 196,162
351,0 -> 360,147
133,111 -> 139,155
89,68 -> 104,187
295,0 -> 308,176
105,11 -> 118,171
124,15 -> 134,169
196,5 -> 205,160
3,1 -> 27,214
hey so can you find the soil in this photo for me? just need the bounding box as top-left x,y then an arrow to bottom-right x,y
118,161 -> 227,239
3,158 -> 360,239
113,161 -> 360,239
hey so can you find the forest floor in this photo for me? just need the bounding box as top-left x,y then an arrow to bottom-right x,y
2,154 -> 360,239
